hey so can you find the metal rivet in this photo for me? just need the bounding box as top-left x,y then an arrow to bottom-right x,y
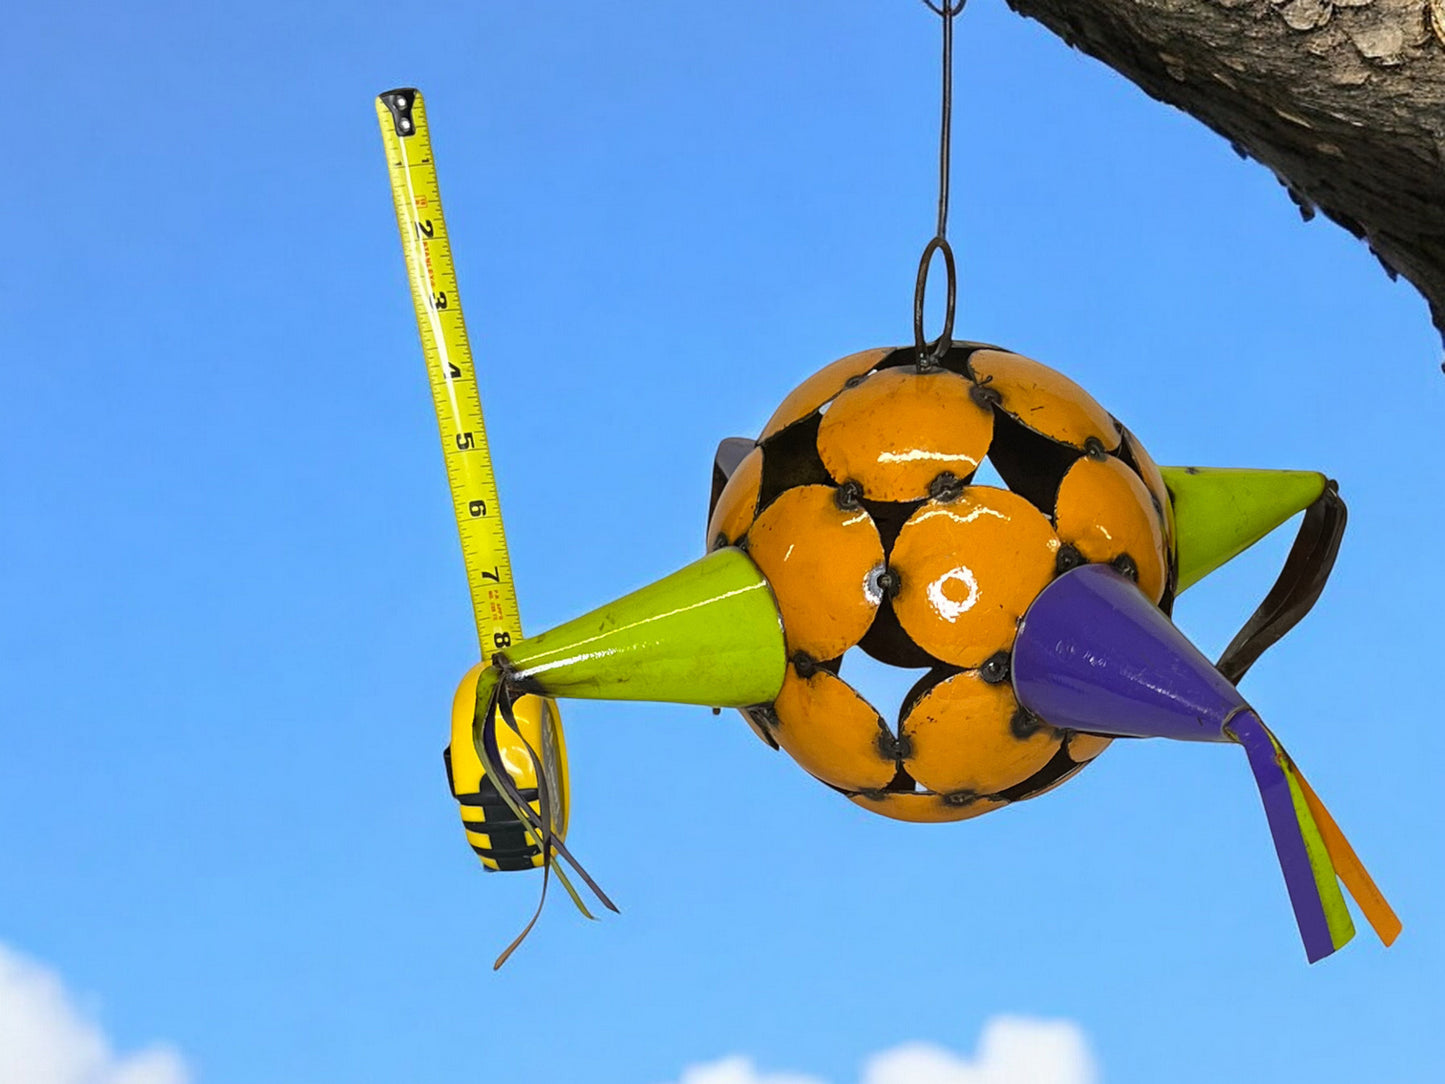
870,567 -> 902,599
929,471 -> 965,502
1010,709 -> 1041,739
1055,545 -> 1084,575
877,730 -> 912,760
970,381 -> 1001,409
979,651 -> 1010,684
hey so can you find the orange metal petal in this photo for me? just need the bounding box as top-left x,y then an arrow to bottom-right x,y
816,368 -> 993,502
1064,731 -> 1113,762
902,671 -> 1061,795
849,791 -> 1008,823
747,484 -> 885,659
969,350 -> 1120,451
771,668 -> 897,792
1120,425 -> 1175,554
706,446 -> 763,548
1055,457 -> 1168,603
759,348 -> 891,440
891,487 -> 1060,667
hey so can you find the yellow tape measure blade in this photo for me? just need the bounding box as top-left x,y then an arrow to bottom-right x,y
376,88 -> 521,657
378,89 -> 574,881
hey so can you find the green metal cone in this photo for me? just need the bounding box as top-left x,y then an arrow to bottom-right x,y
1162,466 -> 1328,592
496,547 -> 787,707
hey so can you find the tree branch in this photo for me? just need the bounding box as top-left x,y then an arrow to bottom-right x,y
1005,0 -> 1445,341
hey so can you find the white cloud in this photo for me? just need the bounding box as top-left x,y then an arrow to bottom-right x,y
677,1056 -> 826,1084
0,942 -> 190,1084
863,1018 -> 1097,1084
667,1017 -> 1097,1084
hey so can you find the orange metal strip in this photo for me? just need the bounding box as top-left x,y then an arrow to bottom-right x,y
1294,770 -> 1402,947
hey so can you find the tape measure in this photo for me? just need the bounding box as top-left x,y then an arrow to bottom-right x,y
376,88 -> 519,658
377,88 -> 569,874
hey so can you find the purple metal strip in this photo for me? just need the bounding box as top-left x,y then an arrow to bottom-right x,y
1013,564 -> 1246,742
1230,710 -> 1335,963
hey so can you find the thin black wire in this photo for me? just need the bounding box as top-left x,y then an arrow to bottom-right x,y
914,0 -> 966,369
925,0 -> 965,236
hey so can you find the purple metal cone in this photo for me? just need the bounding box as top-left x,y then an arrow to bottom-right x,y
1012,564 -> 1338,961
1013,564 -> 1247,743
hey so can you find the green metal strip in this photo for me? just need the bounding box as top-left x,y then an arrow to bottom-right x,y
1269,731 -> 1356,951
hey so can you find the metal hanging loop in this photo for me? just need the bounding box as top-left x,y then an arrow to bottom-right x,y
913,236 -> 957,367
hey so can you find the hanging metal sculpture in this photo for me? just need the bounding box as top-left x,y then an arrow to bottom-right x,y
381,1 -> 1400,969
455,342 -> 1396,965
706,344 -> 1258,822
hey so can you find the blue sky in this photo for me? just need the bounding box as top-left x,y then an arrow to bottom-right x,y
3,3 -> 1441,1082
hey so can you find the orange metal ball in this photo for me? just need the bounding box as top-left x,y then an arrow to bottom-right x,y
707,343 -> 1174,822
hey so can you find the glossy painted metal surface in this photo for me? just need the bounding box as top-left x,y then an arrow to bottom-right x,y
747,484 -> 885,660
498,547 -> 787,707
447,664 -> 569,871
816,367 -> 993,501
1162,466 -> 1328,592
901,669 -> 1060,795
1120,425 -> 1175,554
968,349 -> 1121,451
759,347 -> 890,440
706,444 -> 762,548
1055,456 -> 1168,604
1063,731 -> 1112,762
1011,562 -> 1395,962
717,347 -> 1183,819
771,668 -> 898,791
849,791 -> 1009,823
891,487 -> 1059,668
1229,710 -> 1349,962
1013,563 -> 1243,742
679,348 -> 1384,930
1294,768 -> 1402,947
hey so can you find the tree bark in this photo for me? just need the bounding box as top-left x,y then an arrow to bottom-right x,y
1004,0 -> 1445,340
